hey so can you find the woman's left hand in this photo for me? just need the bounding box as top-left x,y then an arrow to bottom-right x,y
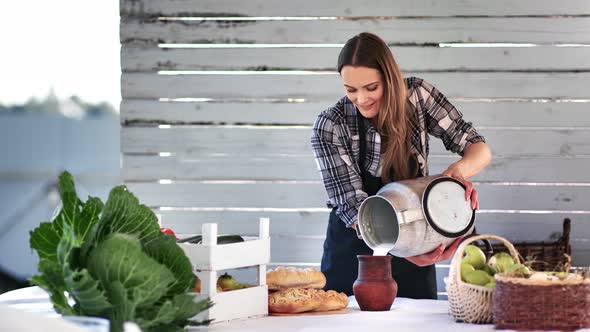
405,237 -> 463,267
442,163 -> 479,210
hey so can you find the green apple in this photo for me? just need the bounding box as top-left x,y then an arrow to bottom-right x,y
484,279 -> 496,289
483,264 -> 497,276
234,283 -> 254,289
487,252 -> 515,273
554,272 -> 568,280
460,262 -> 476,282
529,272 -> 559,281
462,245 -> 487,270
217,272 -> 239,290
463,270 -> 493,286
505,263 -> 531,277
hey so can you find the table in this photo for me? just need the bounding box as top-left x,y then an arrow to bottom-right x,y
1,286 -> 588,331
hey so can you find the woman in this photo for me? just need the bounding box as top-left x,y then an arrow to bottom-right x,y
310,32 -> 492,299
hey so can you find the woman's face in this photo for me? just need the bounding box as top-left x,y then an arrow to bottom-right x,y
340,65 -> 384,121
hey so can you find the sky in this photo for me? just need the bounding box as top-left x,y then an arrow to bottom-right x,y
0,1 -> 121,109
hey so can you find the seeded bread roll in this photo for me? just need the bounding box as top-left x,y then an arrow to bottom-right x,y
268,288 -> 320,313
267,267 -> 327,290
313,290 -> 349,312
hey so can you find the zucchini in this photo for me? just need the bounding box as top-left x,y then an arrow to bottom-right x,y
177,234 -> 244,244
218,235 -> 245,244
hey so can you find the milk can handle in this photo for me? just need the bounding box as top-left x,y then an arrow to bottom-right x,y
354,224 -> 363,239
399,208 -> 423,225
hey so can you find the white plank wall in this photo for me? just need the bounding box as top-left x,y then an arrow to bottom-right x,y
122,155 -> 589,183
121,101 -> 590,126
120,0 -> 590,17
120,0 -> 590,297
122,46 -> 590,72
122,72 -> 590,100
121,127 -> 590,156
126,182 -> 589,211
121,17 -> 590,45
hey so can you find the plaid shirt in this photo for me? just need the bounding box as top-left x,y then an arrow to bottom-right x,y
310,77 -> 486,227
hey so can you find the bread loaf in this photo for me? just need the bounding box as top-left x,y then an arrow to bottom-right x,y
268,288 -> 320,313
313,290 -> 349,312
267,268 -> 348,314
267,267 -> 327,290
268,288 -> 349,313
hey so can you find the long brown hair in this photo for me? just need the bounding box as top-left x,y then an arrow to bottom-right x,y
338,32 -> 416,182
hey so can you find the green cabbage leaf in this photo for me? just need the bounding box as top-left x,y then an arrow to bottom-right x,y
30,172 -> 212,332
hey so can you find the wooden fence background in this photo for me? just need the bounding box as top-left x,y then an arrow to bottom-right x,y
119,0 -> 590,296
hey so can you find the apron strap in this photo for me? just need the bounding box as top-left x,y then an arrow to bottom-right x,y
357,111 -> 369,179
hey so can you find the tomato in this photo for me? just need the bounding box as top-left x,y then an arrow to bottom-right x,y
160,227 -> 178,240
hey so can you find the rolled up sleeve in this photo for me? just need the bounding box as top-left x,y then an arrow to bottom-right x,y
417,79 -> 486,156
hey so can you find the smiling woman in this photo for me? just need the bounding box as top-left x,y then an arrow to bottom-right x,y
310,32 -> 492,299
341,66 -> 383,122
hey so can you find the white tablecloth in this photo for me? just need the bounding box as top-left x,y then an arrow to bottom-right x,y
1,286 -> 588,332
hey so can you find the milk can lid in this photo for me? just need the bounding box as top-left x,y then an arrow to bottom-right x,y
422,177 -> 475,237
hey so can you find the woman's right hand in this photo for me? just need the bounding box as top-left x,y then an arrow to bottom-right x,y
442,163 -> 479,210
404,237 -> 463,267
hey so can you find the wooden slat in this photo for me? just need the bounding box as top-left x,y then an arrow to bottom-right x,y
160,210 -> 589,266
126,182 -> 590,210
121,72 -> 590,100
270,236 -> 590,267
270,237 -> 590,267
120,18 -> 590,45
159,210 -> 589,240
121,46 -> 590,72
180,238 -> 270,271
121,127 -> 590,156
122,154 -> 590,183
120,0 -> 590,17
121,100 -> 590,127
121,100 -> 329,125
271,237 -> 323,263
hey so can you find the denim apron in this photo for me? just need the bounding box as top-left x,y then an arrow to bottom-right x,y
320,111 -> 437,299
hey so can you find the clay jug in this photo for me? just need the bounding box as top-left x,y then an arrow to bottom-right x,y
353,255 -> 398,311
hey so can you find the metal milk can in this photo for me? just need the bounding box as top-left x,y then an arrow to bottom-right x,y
358,174 -> 475,257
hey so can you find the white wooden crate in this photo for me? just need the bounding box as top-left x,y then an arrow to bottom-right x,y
179,218 -> 270,322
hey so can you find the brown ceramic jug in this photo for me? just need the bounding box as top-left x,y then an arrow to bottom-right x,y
353,255 -> 398,311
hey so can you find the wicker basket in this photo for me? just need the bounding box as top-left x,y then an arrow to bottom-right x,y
493,274 -> 590,331
476,218 -> 571,271
447,234 -> 520,324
